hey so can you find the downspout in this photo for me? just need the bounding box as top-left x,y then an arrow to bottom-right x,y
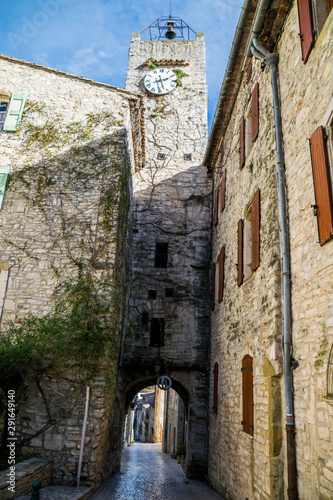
251,38 -> 298,500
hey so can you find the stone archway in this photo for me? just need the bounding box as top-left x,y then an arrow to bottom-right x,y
108,366 -> 208,480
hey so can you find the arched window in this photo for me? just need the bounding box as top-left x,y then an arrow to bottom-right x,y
212,362 -> 218,414
242,355 -> 254,436
327,345 -> 333,398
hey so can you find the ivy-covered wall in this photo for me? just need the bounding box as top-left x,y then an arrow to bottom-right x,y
0,55 -> 138,486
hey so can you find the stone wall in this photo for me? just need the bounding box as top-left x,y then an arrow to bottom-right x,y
0,458 -> 51,500
277,5 -> 333,499
207,3 -> 333,500
117,33 -> 212,478
0,55 -> 137,486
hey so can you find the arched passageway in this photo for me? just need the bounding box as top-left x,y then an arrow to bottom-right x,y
109,368 -> 208,480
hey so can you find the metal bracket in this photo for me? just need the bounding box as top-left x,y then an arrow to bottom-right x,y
311,204 -> 318,216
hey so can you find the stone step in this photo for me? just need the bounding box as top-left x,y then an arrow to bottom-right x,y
15,485 -> 92,500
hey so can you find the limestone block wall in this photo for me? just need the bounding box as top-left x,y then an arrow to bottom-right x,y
0,56 -> 136,486
123,34 -> 211,371
277,5 -> 333,499
208,53 -> 284,500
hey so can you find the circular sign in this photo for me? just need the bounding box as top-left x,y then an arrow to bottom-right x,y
157,375 -> 172,391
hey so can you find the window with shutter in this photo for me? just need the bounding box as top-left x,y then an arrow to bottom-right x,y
214,187 -> 219,225
220,170 -> 226,212
252,83 -> 259,143
213,362 -> 218,414
218,247 -> 225,302
238,220 -> 243,286
309,126 -> 333,245
0,166 -> 10,209
252,188 -> 260,270
242,355 -> 254,436
240,117 -> 245,169
3,94 -> 26,132
211,263 -> 216,311
0,101 -> 9,132
297,0 -> 315,63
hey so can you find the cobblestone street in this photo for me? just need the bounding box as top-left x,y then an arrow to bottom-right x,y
90,443 -> 224,500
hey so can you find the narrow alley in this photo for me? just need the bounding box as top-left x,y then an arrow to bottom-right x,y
90,443 -> 224,500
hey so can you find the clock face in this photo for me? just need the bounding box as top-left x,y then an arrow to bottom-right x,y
144,68 -> 177,95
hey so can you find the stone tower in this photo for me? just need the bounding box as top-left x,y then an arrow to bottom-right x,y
114,27 -> 212,477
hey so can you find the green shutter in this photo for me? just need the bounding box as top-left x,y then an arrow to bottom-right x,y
0,166 -> 10,209
3,94 -> 26,131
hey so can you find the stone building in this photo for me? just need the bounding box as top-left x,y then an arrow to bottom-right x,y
0,17 -> 212,489
0,54 -> 141,486
204,0 -> 333,499
113,28 -> 212,479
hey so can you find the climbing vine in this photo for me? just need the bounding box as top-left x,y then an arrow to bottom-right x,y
0,98 -> 132,443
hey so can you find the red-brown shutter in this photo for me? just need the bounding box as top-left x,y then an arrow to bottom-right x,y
309,126 -> 333,245
238,219 -> 243,286
242,355 -> 253,436
214,187 -> 219,225
218,247 -> 225,302
252,83 -> 259,142
240,117 -> 245,169
211,263 -> 216,311
252,189 -> 260,270
220,169 -> 226,212
213,362 -> 218,414
329,0 -> 333,13
297,0 -> 315,63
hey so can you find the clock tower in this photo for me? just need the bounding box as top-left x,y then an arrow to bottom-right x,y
121,19 -> 212,478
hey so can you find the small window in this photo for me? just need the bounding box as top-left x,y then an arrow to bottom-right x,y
165,288 -> 174,297
0,101 -> 9,132
184,153 -> 192,161
154,242 -> 168,268
312,0 -> 332,36
148,290 -> 156,299
157,153 -> 166,160
242,355 -> 254,436
239,189 -> 260,283
150,318 -> 165,346
218,247 -> 225,302
212,362 -> 218,414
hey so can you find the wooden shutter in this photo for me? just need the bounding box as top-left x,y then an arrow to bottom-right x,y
0,166 -> 10,209
329,0 -> 333,13
238,219 -> 243,286
218,247 -> 225,302
220,169 -> 226,212
252,189 -> 260,270
213,362 -> 218,414
211,263 -> 216,311
309,126 -> 333,245
252,83 -> 259,142
3,94 -> 26,131
214,187 -> 219,225
242,355 -> 254,436
240,117 -> 245,169
297,0 -> 315,63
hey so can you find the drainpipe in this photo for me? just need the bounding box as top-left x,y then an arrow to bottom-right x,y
251,38 -> 298,500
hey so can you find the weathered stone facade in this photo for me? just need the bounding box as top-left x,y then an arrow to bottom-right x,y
205,1 -> 333,499
0,55 -> 139,486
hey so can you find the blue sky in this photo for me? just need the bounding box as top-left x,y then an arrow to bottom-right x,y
0,0 -> 244,130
